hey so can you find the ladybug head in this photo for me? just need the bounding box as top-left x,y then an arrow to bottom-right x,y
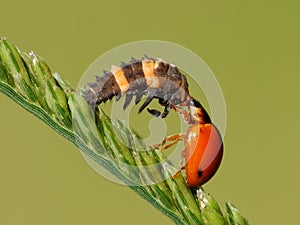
188,98 -> 211,124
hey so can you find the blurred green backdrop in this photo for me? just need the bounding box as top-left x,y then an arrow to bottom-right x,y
1,0 -> 299,224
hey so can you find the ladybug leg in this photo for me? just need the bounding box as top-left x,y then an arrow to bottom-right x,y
151,133 -> 184,151
159,141 -> 179,151
174,106 -> 192,123
172,165 -> 186,179
173,170 -> 182,179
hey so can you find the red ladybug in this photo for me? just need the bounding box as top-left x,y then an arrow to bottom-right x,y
156,97 -> 223,188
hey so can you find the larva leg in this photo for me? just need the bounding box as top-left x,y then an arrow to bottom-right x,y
138,92 -> 156,113
147,108 -> 162,117
147,103 -> 171,118
160,104 -> 171,118
158,98 -> 168,106
123,92 -> 133,110
135,91 -> 144,104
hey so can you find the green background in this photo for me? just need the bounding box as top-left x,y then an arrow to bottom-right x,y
1,0 -> 299,224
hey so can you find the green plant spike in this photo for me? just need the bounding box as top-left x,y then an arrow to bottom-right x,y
0,37 -> 249,225
226,202 -> 249,225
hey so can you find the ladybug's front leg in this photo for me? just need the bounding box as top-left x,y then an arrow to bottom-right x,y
151,134 -> 188,180
151,133 -> 184,151
173,106 -> 193,124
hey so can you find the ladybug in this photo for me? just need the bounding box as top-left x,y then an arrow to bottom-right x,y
153,97 -> 223,188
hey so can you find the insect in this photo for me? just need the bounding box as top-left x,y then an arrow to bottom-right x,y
84,56 -> 223,188
83,56 -> 190,118
155,97 -> 223,188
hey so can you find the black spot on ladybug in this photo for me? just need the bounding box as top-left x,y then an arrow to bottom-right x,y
198,169 -> 203,178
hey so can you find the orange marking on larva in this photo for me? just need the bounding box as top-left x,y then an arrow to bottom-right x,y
111,65 -> 129,93
142,60 -> 160,88
142,60 -> 155,78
